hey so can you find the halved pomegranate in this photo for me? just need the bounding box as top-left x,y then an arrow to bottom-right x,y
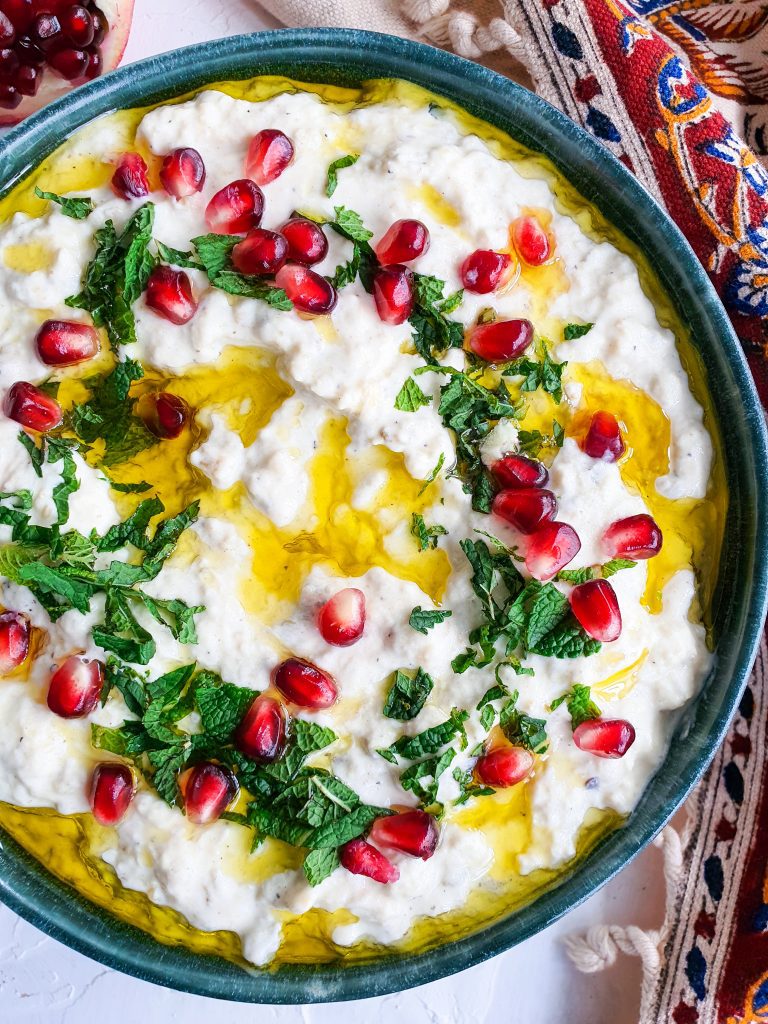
525,521 -> 581,581
369,810 -> 439,860
372,264 -> 414,325
47,655 -> 103,718
511,215 -> 552,266
180,762 -> 238,824
275,263 -> 337,316
231,228 -> 288,277
475,746 -> 534,788
205,179 -> 264,235
375,219 -> 430,265
273,658 -> 337,709
89,762 -> 134,825
281,217 -> 328,266
583,410 -> 625,462
0,0 -> 134,125
460,249 -> 511,293
603,514 -> 663,560
318,588 -> 365,647
4,380 -> 62,432
111,152 -> 149,200
245,129 -> 294,185
159,147 -> 205,199
0,611 -> 30,674
569,578 -> 621,642
143,391 -> 189,439
35,318 -> 99,366
145,265 -> 197,325
468,318 -> 533,363
492,487 -> 557,535
492,454 -> 549,490
573,718 -> 636,759
234,694 -> 286,763
340,837 -> 400,884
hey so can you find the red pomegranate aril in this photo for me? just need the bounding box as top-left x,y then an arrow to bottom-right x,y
525,521 -> 581,581
32,12 -> 61,45
469,317 -> 534,363
245,128 -> 294,185
372,264 -> 414,325
281,217 -> 328,266
111,152 -> 149,200
511,214 -> 552,266
573,718 -> 636,759
145,391 -> 189,439
205,178 -> 264,234
492,454 -> 549,491
36,318 -> 99,366
475,746 -> 535,788
60,4 -> 93,46
583,410 -> 625,462
340,838 -> 400,884
460,249 -> 512,293
15,62 -> 39,93
0,0 -> 32,33
145,265 -> 197,325
0,611 -> 30,673
275,263 -> 337,316
181,762 -> 238,825
90,5 -> 106,45
4,381 -> 62,431
318,588 -> 365,647
159,146 -> 205,199
0,46 -> 18,76
0,12 -> 14,45
82,46 -> 99,79
570,578 -> 622,642
14,36 -> 45,66
273,657 -> 337,709
603,513 -> 663,560
493,487 -> 557,535
369,810 -> 439,860
47,656 -> 103,718
48,46 -> 87,80
235,694 -> 286,763
0,82 -> 19,106
89,762 -> 134,825
232,228 -> 288,276
375,219 -> 430,265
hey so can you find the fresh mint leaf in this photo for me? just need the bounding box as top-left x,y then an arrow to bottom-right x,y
550,683 -> 601,729
409,274 -> 464,364
69,358 -> 156,467
156,241 -> 204,270
408,606 -> 452,635
326,154 -> 359,197
452,765 -> 495,806
17,432 -> 44,477
505,342 -> 567,403
400,747 -> 456,804
383,667 -> 434,721
601,558 -> 636,578
97,497 -> 164,552
106,479 -> 152,494
101,658 -> 147,718
209,270 -> 292,309
410,512 -> 447,552
303,847 -> 340,886
418,452 -> 445,496
35,187 -> 94,220
563,322 -> 594,340
195,682 -> 255,740
380,708 -> 469,762
528,619 -> 602,659
48,445 -> 79,526
331,206 -> 374,243
524,584 -> 570,649
499,694 -> 548,754
395,377 -> 432,412
555,567 -> 596,584
310,804 -> 389,849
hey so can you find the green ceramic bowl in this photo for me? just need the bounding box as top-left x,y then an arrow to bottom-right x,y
0,28 -> 766,1004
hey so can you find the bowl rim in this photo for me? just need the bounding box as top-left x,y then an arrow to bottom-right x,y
0,26 -> 766,1005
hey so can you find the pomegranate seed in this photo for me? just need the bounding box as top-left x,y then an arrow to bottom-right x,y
468,318 -> 533,363
0,81 -> 19,106
0,12 -> 14,45
318,588 -> 365,647
0,45 -> 18,75
0,0 -> 32,33
89,762 -> 134,825
245,128 -> 294,185
181,762 -> 238,824
570,578 -> 622,642
15,62 -> 39,93
525,521 -> 581,581
369,810 -> 439,860
235,694 -> 286,763
583,411 -> 625,462
205,178 -> 264,234
603,514 -> 663,560
14,36 -> 45,66
573,718 -> 636,759
4,381 -> 62,432
375,219 -> 430,265
60,4 -> 92,46
159,147 -> 205,199
511,215 -> 552,266
275,263 -> 337,316
340,837 -> 400,884
460,249 -> 512,293
35,319 -> 99,366
0,611 -> 30,673
32,12 -> 61,45
111,152 -> 149,200
145,265 -> 197,325
82,46 -> 99,79
372,264 -> 414,325
492,454 -> 549,490
48,46 -> 88,80
492,487 -> 557,535
281,217 -> 328,266
47,656 -> 103,718
232,228 -> 288,276
144,391 -> 189,439
273,658 -> 337,709
90,6 -> 106,45
475,746 -> 535,788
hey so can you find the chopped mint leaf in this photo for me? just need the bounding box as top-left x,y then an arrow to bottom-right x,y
69,358 -> 156,468
331,206 -> 374,243
409,273 -> 464,365
563,322 -> 594,340
35,187 -> 94,220
517,422 -> 566,459
106,479 -> 152,494
400,746 -> 456,805
303,847 -> 340,886
186,234 -> 293,309
156,241 -> 205,270
499,692 -> 548,754
408,606 -> 452,635
505,340 -> 567,403
452,764 -> 495,806
383,667 -> 434,721
410,512 -> 447,551
550,683 -> 601,729
195,680 -> 255,741
379,708 -> 469,762
601,558 -> 636,578
395,376 -> 432,412
418,452 -> 445,496
555,566 -> 596,584
326,154 -> 359,197
17,431 -> 44,477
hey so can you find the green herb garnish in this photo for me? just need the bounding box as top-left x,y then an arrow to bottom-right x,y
35,186 -> 94,220
325,154 -> 359,197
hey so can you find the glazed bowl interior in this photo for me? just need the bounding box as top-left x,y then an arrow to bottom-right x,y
0,28 -> 766,1004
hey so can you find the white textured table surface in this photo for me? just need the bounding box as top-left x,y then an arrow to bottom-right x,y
0,3 -> 662,1019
